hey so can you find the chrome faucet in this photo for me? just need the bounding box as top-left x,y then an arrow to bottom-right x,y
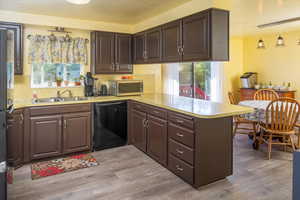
57,89 -> 73,98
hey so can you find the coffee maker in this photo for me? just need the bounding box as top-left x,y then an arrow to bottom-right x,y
84,72 -> 97,97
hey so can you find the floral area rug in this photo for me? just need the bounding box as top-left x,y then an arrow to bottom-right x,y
31,154 -> 99,180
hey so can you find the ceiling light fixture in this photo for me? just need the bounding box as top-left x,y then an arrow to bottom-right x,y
257,17 -> 300,29
66,0 -> 90,5
276,35 -> 285,47
257,39 -> 265,49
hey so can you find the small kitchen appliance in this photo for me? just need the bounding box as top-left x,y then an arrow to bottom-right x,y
108,80 -> 143,97
84,72 -> 97,97
240,72 -> 258,88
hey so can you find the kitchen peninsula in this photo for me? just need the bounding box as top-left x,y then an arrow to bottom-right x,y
9,94 -> 252,188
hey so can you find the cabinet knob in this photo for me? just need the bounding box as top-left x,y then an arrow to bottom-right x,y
176,149 -> 184,154
176,165 -> 184,171
176,119 -> 184,124
176,132 -> 184,137
20,114 -> 24,124
64,120 -> 67,129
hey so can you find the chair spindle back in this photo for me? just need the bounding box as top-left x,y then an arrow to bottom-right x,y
265,98 -> 300,132
254,89 -> 279,101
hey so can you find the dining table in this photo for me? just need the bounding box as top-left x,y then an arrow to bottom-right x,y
238,100 -> 300,149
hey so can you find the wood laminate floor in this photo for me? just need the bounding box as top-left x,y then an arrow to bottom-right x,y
8,135 -> 293,200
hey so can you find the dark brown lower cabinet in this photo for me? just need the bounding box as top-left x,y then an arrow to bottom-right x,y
63,112 -> 91,154
30,115 -> 62,160
128,101 -> 233,188
131,109 -> 147,152
7,110 -> 24,166
147,115 -> 167,166
26,104 -> 92,161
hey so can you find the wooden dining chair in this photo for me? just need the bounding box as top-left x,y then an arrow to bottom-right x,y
254,89 -> 279,101
228,92 -> 257,139
259,98 -> 300,159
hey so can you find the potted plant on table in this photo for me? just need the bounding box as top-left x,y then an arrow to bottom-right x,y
74,77 -> 81,86
56,77 -> 63,87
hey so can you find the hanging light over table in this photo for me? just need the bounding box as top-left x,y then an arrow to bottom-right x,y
276,35 -> 285,47
257,39 -> 265,49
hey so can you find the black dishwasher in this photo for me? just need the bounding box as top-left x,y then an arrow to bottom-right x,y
93,101 -> 127,151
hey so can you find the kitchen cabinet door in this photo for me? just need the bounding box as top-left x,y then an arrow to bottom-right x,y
7,110 -> 23,166
91,31 -> 115,74
30,115 -> 62,160
145,27 -> 162,63
182,11 -> 210,61
63,112 -> 91,154
162,20 -> 182,62
133,32 -> 146,64
147,115 -> 167,166
0,22 -> 23,74
115,33 -> 133,73
131,109 -> 147,152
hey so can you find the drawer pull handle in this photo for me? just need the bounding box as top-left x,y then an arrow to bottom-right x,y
176,119 -> 184,123
176,149 -> 184,154
176,133 -> 184,137
176,165 -> 184,171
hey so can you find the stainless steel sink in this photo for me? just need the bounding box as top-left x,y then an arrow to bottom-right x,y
34,96 -> 88,104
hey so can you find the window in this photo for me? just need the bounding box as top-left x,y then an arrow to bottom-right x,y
31,63 -> 83,88
163,62 -> 223,102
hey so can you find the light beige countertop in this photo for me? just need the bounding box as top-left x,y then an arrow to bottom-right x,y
13,94 -> 253,119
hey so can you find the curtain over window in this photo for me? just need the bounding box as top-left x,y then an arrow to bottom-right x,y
27,35 -> 88,65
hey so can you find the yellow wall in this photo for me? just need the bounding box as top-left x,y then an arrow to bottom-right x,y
12,25 -> 162,100
223,37 -> 244,102
243,30 -> 300,98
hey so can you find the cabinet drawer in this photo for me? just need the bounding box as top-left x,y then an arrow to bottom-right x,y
30,104 -> 91,116
169,139 -> 194,165
168,123 -> 194,148
168,112 -> 194,129
130,101 -> 148,112
148,106 -> 167,119
168,154 -> 194,184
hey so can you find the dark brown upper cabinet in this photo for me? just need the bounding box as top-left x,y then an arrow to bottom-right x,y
182,11 -> 210,61
133,27 -> 162,64
133,32 -> 146,64
91,31 -> 115,74
91,31 -> 132,74
115,33 -> 133,73
181,8 -> 229,61
134,8 -> 229,64
0,22 -> 23,74
162,20 -> 182,63
145,27 -> 162,63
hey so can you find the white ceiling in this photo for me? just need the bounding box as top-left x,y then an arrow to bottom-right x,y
0,0 -> 193,25
1,0 -> 300,35
230,0 -> 300,36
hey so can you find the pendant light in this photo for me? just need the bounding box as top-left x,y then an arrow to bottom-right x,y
257,39 -> 265,49
66,0 -> 90,5
276,35 -> 285,47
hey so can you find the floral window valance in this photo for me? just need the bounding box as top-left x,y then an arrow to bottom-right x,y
27,35 -> 88,65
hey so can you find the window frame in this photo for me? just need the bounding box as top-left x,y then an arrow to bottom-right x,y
31,63 -> 84,89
